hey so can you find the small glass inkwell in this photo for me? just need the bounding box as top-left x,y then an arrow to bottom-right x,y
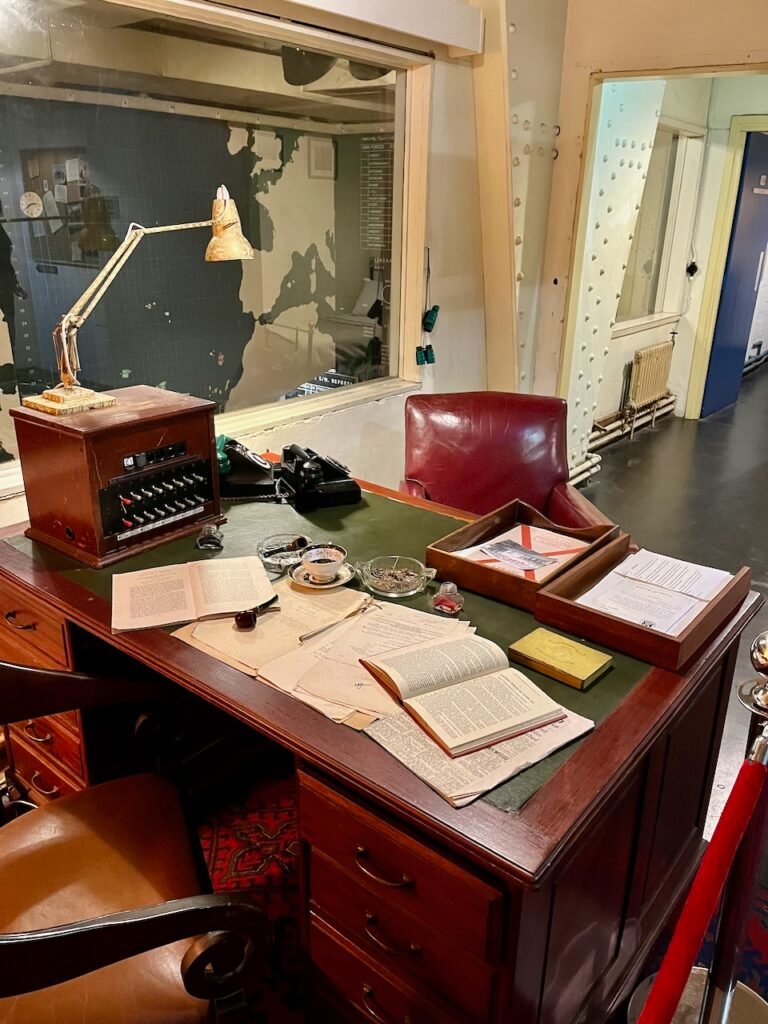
196,523 -> 224,551
432,581 -> 464,615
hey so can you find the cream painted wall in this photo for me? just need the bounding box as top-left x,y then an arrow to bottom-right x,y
709,77 -> 768,129
660,78 -> 712,127
507,0 -> 569,392
236,391 -> 409,488
533,0 -> 768,406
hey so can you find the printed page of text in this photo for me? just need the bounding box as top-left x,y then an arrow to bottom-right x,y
407,668 -> 561,747
112,565 -> 196,631
365,633 -> 508,700
189,556 -> 275,618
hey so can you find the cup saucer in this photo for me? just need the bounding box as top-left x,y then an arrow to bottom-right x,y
289,562 -> 355,590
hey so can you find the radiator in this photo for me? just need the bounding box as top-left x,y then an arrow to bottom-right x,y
627,340 -> 674,409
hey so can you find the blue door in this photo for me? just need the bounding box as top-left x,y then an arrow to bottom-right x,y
702,131 -> 768,417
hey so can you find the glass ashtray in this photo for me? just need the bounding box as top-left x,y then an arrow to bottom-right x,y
257,533 -> 312,572
355,556 -> 436,598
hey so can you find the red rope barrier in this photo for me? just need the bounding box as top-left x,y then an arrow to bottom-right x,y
637,758 -> 768,1024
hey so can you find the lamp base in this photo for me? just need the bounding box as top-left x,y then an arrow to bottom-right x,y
21,386 -> 118,416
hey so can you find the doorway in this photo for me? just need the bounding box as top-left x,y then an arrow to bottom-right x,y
701,131 -> 768,416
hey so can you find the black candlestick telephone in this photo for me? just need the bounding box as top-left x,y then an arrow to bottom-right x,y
217,437 -> 361,511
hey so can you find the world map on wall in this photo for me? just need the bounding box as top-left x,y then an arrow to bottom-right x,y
0,97 -> 388,461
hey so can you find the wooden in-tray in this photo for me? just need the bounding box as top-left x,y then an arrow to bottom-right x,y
425,499 -> 620,611
534,535 -> 752,671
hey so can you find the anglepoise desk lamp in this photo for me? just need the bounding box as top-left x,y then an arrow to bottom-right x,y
22,184 -> 253,416
9,185 -> 253,566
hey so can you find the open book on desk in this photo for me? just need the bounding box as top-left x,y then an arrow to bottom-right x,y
112,556 -> 274,631
361,633 -> 566,756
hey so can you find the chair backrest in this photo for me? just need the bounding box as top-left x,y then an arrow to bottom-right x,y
404,392 -> 569,516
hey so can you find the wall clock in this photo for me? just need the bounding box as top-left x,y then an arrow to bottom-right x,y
20,191 -> 43,218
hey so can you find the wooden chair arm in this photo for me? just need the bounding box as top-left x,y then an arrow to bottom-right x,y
0,893 -> 267,1000
0,661 -> 170,723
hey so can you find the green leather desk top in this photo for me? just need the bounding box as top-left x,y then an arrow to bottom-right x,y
9,493 -> 651,812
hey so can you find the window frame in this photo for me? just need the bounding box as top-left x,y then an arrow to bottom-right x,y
100,0 -> 433,399
613,119 -> 705,335
0,0 -> 432,474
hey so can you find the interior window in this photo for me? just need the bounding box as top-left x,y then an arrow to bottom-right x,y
0,0 -> 403,464
616,126 -> 680,322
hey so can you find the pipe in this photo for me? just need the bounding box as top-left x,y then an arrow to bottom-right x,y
589,396 -> 676,451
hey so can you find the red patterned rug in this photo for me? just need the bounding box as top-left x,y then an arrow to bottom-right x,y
196,773 -> 305,1022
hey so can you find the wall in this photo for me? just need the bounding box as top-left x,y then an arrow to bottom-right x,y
533,0 -> 768,418
506,0 -> 569,391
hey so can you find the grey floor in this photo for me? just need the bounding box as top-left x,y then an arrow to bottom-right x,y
582,367 -> 768,838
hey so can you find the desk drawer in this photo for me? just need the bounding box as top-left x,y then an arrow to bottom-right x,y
10,716 -> 84,781
311,916 -> 460,1024
11,738 -> 79,802
299,773 -> 503,962
0,574 -> 70,668
0,627 -> 58,670
311,851 -> 495,1021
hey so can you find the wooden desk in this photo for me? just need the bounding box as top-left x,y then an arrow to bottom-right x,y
0,485 -> 761,1024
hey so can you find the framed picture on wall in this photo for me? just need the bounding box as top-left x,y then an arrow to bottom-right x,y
307,136 -> 336,179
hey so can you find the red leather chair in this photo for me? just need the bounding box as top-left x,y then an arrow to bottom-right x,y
402,392 -> 611,526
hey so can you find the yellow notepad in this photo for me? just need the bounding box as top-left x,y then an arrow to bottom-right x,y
508,628 -> 613,691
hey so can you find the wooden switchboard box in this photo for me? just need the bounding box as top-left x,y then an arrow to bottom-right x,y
10,386 -> 221,567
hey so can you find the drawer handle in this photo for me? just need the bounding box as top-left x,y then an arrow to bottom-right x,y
362,984 -> 412,1024
31,772 -> 60,797
24,721 -> 53,744
4,610 -> 37,631
355,847 -> 413,889
364,913 -> 421,958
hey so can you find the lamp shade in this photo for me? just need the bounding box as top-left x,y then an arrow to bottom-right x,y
205,187 -> 253,262
281,46 -> 336,86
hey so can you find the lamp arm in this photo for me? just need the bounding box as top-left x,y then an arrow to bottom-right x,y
54,217 -> 214,390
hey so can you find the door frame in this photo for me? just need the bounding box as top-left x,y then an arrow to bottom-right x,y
685,115 -> 768,417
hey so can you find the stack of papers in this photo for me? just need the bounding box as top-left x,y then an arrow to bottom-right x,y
576,550 -> 732,636
169,583 -> 595,806
365,710 -> 593,807
454,524 -> 589,583
259,602 -> 472,722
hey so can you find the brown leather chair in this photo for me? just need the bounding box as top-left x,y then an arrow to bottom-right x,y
402,391 -> 611,525
0,661 -> 268,1023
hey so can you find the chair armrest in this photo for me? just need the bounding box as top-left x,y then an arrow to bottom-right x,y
546,482 -> 615,529
0,661 -> 170,724
400,478 -> 428,500
0,893 -> 267,1001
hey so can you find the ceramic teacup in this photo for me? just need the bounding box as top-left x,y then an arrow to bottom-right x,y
300,543 -> 347,584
